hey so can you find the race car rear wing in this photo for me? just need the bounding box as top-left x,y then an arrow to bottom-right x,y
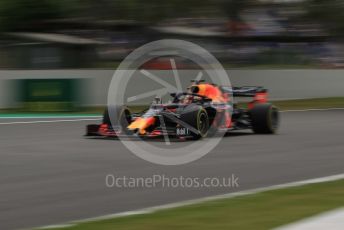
221,86 -> 268,108
220,86 -> 267,97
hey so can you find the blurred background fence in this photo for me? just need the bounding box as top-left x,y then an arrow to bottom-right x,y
0,0 -> 344,69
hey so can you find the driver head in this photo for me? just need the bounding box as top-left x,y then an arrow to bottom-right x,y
190,85 -> 199,94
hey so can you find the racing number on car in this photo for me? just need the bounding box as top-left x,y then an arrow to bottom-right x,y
176,127 -> 190,136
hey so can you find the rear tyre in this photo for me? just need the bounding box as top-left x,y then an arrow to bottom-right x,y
180,106 -> 209,140
250,103 -> 279,134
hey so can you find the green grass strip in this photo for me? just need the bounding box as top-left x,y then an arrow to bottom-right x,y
46,179 -> 344,230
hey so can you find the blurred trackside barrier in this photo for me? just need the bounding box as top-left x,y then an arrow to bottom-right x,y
0,70 -> 344,110
19,79 -> 79,112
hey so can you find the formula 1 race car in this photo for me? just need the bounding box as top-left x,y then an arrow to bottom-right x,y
86,80 -> 279,140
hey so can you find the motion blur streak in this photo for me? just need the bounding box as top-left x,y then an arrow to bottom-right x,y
0,0 -> 343,70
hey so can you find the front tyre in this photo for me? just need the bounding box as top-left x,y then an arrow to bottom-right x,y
181,107 -> 209,140
103,106 -> 132,134
250,103 -> 279,134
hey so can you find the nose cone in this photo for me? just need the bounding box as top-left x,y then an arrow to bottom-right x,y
127,117 -> 156,135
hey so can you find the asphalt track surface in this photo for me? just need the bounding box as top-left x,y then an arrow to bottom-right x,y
1,110 -> 344,230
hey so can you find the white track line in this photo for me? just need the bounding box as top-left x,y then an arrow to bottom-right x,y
282,108 -> 344,112
36,173 -> 344,230
36,224 -> 75,229
0,118 -> 101,125
0,116 -> 101,119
